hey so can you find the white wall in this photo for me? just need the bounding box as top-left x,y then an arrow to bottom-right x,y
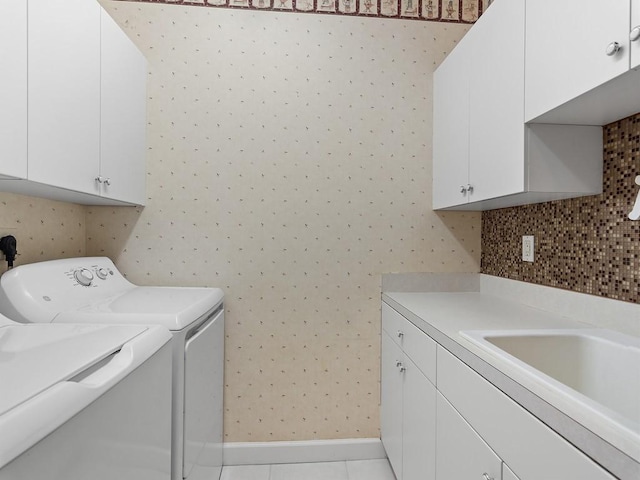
89,2 -> 480,442
0,192 -> 85,274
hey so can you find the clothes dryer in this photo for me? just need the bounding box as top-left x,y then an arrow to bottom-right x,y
0,257 -> 225,480
0,315 -> 172,480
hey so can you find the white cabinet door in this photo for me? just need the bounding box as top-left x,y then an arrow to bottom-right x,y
503,464 -> 520,480
382,305 -> 437,480
27,0 -> 101,195
437,346 -> 615,480
100,9 -> 147,205
632,0 -> 640,68
525,0 -> 631,122
381,332 -> 404,480
432,34 -> 471,209
402,357 -> 436,480
436,392 -> 502,480
468,0 -> 525,202
0,0 -> 27,179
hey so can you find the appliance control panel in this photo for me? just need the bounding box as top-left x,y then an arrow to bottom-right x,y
67,264 -> 115,288
0,257 -> 136,323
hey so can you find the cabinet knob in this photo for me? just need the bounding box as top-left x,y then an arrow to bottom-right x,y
605,41 -> 621,56
631,26 -> 640,42
104,177 -> 112,186
467,184 -> 474,194
460,185 -> 468,194
397,330 -> 404,338
95,175 -> 104,184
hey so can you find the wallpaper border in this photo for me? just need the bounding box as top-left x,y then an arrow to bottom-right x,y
114,0 -> 487,23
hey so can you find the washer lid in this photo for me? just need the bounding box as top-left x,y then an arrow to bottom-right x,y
0,316 -> 171,469
55,287 -> 224,331
0,321 -> 149,416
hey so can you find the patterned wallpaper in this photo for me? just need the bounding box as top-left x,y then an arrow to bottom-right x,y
0,192 -> 86,276
482,113 -> 640,304
89,2 -> 480,442
116,0 -> 491,22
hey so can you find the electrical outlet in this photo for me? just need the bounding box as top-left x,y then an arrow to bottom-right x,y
522,235 -> 534,262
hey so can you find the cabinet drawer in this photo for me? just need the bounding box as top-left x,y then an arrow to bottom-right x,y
382,302 -> 406,344
437,346 -> 614,480
382,303 -> 436,384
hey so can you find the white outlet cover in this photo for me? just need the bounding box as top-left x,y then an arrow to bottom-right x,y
522,235 -> 534,262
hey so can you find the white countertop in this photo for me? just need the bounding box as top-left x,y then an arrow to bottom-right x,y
382,276 -> 640,480
385,291 -> 594,337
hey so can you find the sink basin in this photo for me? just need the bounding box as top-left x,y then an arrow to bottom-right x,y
460,328 -> 640,453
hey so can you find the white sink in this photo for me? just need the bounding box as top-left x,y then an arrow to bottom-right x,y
461,329 -> 640,459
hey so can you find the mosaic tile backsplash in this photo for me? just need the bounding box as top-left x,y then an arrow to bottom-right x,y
117,0 -> 490,22
482,113 -> 640,304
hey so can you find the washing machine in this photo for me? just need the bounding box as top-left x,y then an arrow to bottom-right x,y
0,257 -> 225,480
0,314 -> 172,480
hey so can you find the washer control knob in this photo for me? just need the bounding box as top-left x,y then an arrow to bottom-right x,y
95,267 -> 109,280
74,268 -> 94,286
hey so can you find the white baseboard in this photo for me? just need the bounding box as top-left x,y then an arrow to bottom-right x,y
223,438 -> 386,466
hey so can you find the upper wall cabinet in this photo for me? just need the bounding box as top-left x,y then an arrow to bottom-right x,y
633,2 -> 640,68
0,1 -> 27,180
526,0 -> 640,125
27,0 -> 102,196
432,30 -> 471,209
0,0 -> 147,206
100,11 -> 147,206
467,0 -> 527,205
433,0 -> 603,211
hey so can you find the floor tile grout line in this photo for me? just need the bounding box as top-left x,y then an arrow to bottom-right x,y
221,459 -> 396,480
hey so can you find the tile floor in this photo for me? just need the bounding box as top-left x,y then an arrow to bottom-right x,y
221,459 -> 396,480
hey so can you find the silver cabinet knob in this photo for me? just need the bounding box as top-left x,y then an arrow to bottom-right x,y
460,185 -> 468,194
631,26 -> 640,42
467,184 -> 474,194
606,41 -> 621,56
397,330 -> 404,338
95,175 -> 104,184
104,177 -> 111,186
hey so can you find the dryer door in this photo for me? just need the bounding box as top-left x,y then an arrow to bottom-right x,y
183,307 -> 224,480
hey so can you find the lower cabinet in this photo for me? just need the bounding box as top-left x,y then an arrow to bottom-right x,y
503,464 -> 521,480
380,301 -> 616,480
403,354 -> 436,480
380,333 -> 404,478
436,346 -> 614,480
381,306 -> 436,480
436,392 -> 501,480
